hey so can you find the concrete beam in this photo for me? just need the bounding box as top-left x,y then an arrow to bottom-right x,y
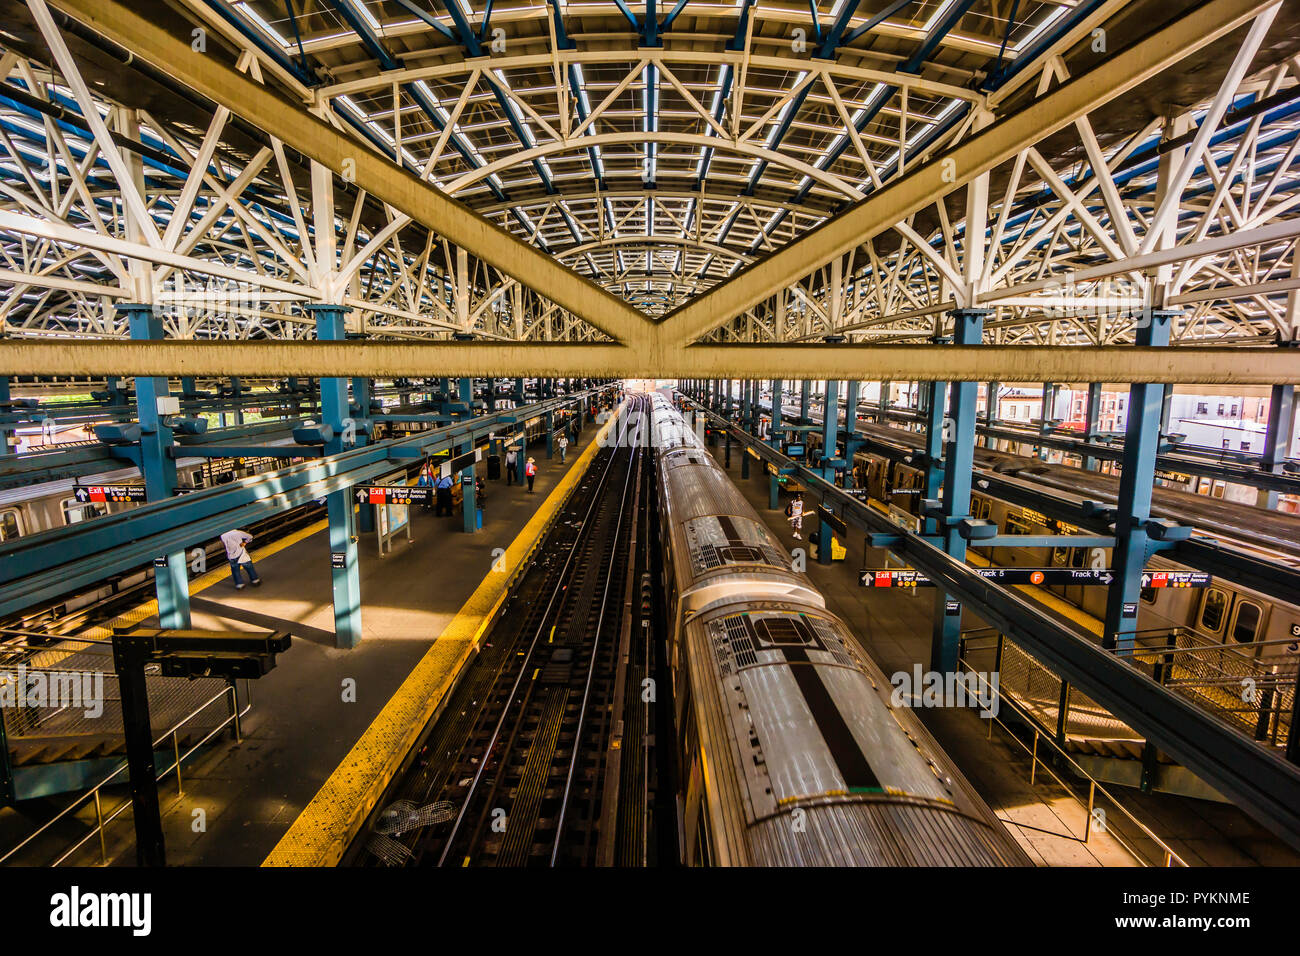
653,0 -> 1280,348
5,340 -> 1299,384
48,0 -> 653,350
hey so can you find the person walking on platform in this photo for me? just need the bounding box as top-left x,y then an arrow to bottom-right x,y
525,456 -> 537,493
785,492 -> 805,540
505,448 -> 518,485
221,528 -> 262,589
434,471 -> 455,516
417,466 -> 434,510
558,432 -> 569,464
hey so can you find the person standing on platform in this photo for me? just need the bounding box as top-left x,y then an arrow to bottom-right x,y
434,471 -> 455,516
505,448 -> 518,485
220,528 -> 262,589
525,456 -> 537,493
558,432 -> 569,464
785,492 -> 805,540
417,465 -> 434,510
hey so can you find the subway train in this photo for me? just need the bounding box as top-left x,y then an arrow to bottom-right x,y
651,392 -> 1029,866
851,445 -> 1300,671
742,398 -> 1300,668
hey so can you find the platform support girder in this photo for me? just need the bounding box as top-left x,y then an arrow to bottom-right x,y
460,377 -> 478,534
1258,382 -> 1296,509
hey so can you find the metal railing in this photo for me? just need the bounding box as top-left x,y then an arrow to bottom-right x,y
960,631 -> 1185,867
1125,628 -> 1297,749
1,682 -> 248,867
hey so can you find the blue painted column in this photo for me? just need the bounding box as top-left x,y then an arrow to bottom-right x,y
545,408 -> 555,460
231,377 -> 245,426
121,304 -> 189,629
459,377 -> 477,533
352,375 -> 374,534
770,379 -> 783,451
799,380 -> 810,424
309,305 -> 362,649
1258,383 -> 1295,509
514,377 -> 525,407
922,377 -> 948,537
931,310 -> 986,674
1103,310 -> 1175,655
1084,382 -> 1102,470
820,380 -> 840,482
724,380 -> 733,420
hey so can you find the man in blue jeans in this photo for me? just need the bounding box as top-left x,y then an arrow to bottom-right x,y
220,528 -> 262,589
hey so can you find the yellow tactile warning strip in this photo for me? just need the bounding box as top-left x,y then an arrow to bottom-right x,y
263,407 -> 622,867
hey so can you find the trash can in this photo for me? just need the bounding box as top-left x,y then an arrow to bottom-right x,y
486,453 -> 502,480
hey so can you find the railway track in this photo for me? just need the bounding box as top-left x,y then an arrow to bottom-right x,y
349,396 -> 656,867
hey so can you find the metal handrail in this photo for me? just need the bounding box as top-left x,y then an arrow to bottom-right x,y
0,683 -> 248,866
959,656 -> 1186,867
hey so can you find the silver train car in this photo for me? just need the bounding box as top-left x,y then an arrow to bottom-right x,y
651,393 -> 1028,866
851,450 -> 1300,669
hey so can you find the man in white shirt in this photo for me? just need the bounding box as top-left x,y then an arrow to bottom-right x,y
220,528 -> 262,590
558,432 -> 569,463
786,493 -> 804,540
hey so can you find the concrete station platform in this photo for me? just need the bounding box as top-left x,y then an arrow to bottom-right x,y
707,438 -> 1300,867
46,431 -> 603,867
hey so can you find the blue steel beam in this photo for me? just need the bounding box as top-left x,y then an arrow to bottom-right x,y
685,395 -> 1300,849
123,303 -> 189,629
312,305 -> 362,648
931,310 -> 984,672
1104,311 -> 1175,654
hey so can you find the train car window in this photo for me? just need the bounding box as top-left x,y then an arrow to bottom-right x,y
1140,587 -> 1158,605
1051,546 -> 1069,567
0,508 -> 21,541
1199,588 -> 1228,634
1231,601 -> 1262,644
1070,548 -> 1088,569
61,497 -> 105,526
1005,516 -> 1030,536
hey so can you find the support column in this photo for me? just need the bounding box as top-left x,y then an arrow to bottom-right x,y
1258,383 -> 1296,509
122,304 -> 189,629
741,380 -> 752,434
770,379 -> 783,450
310,305 -> 362,649
1103,311 -> 1175,654
799,380 -> 810,424
0,376 -> 13,458
460,377 -> 478,533
352,375 -> 374,534
1084,382 -> 1102,470
922,378 -> 948,537
931,310 -> 986,674
1038,382 -> 1056,460
820,380 -> 840,483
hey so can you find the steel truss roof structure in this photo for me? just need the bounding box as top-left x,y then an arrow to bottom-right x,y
0,0 -> 1298,381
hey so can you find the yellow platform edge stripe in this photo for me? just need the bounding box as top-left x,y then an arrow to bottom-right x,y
263,406 -> 622,867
